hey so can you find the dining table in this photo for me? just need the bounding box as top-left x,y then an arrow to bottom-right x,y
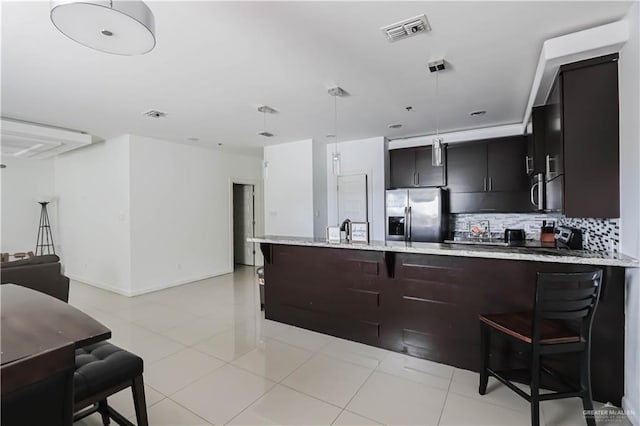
1,284 -> 111,366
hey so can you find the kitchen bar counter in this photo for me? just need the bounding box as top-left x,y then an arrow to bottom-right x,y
254,237 -> 630,405
249,236 -> 638,267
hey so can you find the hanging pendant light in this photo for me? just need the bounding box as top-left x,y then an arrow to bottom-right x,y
430,60 -> 445,167
328,86 -> 347,176
50,0 -> 156,56
257,105 -> 277,137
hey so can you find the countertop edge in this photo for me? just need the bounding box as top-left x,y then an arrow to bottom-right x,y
249,237 -> 639,268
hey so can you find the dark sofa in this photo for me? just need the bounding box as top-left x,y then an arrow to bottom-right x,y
1,255 -> 70,302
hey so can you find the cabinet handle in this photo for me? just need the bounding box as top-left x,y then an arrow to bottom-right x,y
483,177 -> 487,192
413,172 -> 417,186
489,177 -> 492,191
546,154 -> 552,177
525,155 -> 533,174
416,172 -> 420,186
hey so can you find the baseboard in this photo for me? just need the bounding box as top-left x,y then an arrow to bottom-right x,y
65,273 -> 133,297
67,269 -> 233,297
622,396 -> 639,426
128,269 -> 233,296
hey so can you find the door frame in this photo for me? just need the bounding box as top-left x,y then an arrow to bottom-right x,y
228,177 -> 264,272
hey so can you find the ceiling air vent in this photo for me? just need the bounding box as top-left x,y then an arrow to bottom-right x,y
142,109 -> 167,118
381,14 -> 431,43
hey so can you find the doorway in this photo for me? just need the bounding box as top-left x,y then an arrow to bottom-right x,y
233,183 -> 255,267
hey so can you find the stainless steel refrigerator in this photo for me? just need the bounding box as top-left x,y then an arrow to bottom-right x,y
386,188 -> 446,242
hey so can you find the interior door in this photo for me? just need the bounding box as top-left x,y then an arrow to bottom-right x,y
233,184 -> 255,266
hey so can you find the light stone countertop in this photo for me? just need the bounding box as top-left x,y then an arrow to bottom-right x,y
249,236 -> 639,268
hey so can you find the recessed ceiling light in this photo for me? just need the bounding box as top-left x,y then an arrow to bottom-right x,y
470,110 -> 487,116
326,134 -> 336,139
217,143 -> 223,146
257,131 -> 274,138
388,124 -> 403,129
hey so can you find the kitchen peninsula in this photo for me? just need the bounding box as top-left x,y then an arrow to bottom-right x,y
251,236 -> 637,406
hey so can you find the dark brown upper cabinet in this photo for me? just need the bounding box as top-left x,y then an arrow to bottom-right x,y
561,55 -> 619,218
447,136 -> 532,213
541,54 -> 620,218
389,146 -> 446,189
446,142 -> 486,193
447,136 -> 528,193
487,137 -> 529,192
528,106 -> 550,175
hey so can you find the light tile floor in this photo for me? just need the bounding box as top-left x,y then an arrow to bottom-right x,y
70,266 -> 631,426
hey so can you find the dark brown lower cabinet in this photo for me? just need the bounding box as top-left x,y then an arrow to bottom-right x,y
262,244 -> 624,406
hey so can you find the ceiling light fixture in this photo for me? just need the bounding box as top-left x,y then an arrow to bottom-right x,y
50,0 -> 156,56
328,86 -> 347,176
257,105 -> 277,137
429,59 -> 446,167
470,110 -> 487,116
388,124 -> 403,129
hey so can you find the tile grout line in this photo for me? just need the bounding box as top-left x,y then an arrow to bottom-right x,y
436,369 -> 455,425
338,363 -> 378,419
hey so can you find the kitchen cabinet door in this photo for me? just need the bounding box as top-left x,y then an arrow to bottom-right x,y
545,78 -> 564,180
530,106 -> 549,175
389,148 -> 416,188
446,142 -> 486,193
487,136 -> 529,192
414,146 -> 446,187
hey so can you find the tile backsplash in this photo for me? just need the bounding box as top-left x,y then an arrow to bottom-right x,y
559,217 -> 620,253
450,213 -> 619,253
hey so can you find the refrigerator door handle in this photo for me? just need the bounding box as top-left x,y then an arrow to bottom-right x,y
407,206 -> 412,241
404,206 -> 409,241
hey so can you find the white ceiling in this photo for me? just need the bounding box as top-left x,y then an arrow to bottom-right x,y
1,1 -> 632,156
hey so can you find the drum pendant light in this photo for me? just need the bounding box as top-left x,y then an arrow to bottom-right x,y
50,0 -> 156,55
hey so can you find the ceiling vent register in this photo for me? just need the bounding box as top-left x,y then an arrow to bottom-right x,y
381,14 -> 431,43
142,110 -> 167,118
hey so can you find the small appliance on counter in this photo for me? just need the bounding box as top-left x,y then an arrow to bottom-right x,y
554,226 -> 583,249
504,228 -> 525,245
540,220 -> 556,243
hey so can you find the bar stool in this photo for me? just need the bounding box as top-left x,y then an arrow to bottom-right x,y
478,270 -> 603,426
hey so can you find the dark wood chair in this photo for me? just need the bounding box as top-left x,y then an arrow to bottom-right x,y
1,343 -> 75,426
479,270 -> 603,426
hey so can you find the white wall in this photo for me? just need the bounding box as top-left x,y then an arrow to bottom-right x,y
313,140 -> 328,239
264,139 -> 314,237
619,2 -> 640,423
128,135 -> 262,295
327,137 -> 387,241
1,157 -> 56,255
54,135 -> 132,294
